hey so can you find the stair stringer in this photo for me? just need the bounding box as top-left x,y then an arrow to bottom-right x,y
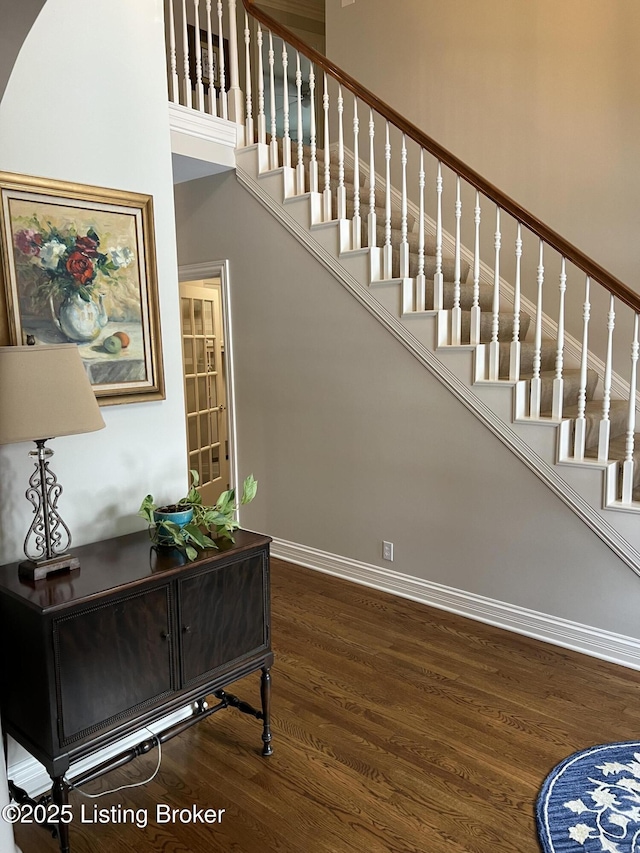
235,148 -> 640,578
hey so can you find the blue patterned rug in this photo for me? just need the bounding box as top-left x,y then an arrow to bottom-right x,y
537,742 -> 640,853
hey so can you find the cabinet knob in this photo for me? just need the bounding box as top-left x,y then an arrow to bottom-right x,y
183,625 -> 192,634
161,631 -> 171,640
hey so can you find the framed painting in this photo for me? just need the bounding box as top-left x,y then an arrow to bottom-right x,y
0,172 -> 165,406
188,24 -> 230,92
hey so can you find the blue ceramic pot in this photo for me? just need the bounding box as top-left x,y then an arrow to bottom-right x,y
153,505 -> 194,545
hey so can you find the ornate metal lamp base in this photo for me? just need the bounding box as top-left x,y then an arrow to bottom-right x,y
19,439 -> 80,582
19,554 -> 80,582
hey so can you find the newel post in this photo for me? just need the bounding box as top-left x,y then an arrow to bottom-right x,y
226,0 -> 245,127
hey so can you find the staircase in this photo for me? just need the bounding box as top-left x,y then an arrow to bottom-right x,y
166,0 -> 640,576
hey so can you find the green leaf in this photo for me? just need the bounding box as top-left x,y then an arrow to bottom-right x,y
137,494 -> 156,523
241,474 -> 258,505
184,524 -> 217,550
216,526 -> 237,543
184,487 -> 201,506
215,489 -> 235,513
185,545 -> 198,561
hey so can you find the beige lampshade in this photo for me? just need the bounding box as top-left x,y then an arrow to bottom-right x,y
0,344 -> 105,444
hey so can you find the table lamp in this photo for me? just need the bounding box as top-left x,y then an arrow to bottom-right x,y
0,344 -> 105,580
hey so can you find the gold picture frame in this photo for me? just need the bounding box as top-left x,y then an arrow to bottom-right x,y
0,172 -> 165,406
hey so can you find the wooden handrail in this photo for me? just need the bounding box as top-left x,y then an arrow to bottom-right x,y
243,0 -> 640,313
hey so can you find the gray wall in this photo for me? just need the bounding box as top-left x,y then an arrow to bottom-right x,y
325,0 -> 640,291
174,171 -> 640,639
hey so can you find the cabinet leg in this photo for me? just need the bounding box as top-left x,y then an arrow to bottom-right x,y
52,776 -> 70,853
260,666 -> 273,756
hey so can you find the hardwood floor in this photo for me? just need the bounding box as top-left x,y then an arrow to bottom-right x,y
12,557 -> 640,852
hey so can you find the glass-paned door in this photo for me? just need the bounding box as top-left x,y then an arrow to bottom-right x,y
180,278 -> 229,505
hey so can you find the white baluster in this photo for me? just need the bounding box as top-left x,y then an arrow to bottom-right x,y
469,192 -> 481,346
205,0 -> 217,116
599,295 -> 616,461
256,24 -> 265,143
434,162 -> 443,310
574,277 -> 591,460
416,148 -> 426,312
399,134 -> 411,313
181,0 -> 192,109
193,0 -> 205,111
244,13 -> 253,145
552,258 -> 567,419
322,73 -> 331,221
268,31 -> 278,169
451,175 -> 462,346
488,208 -> 502,380
308,63 -> 318,193
295,52 -> 305,194
509,224 -> 522,382
400,134 -> 409,280
530,240 -> 544,416
168,0 -> 180,104
368,109 -> 376,249
217,0 -> 228,119
383,121 -> 392,279
336,85 -> 346,220
281,43 -> 291,168
622,313 -> 639,503
351,97 -> 361,249
367,110 -> 381,281
226,0 -> 243,124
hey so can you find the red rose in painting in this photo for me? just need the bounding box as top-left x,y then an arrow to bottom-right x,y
14,229 -> 42,256
75,235 -> 99,256
66,251 -> 94,284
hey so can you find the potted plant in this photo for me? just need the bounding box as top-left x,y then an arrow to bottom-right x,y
138,471 -> 257,561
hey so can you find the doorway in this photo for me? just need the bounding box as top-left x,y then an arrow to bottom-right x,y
179,264 -> 236,506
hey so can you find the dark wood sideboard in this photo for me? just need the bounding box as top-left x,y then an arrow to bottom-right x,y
0,528 -> 273,853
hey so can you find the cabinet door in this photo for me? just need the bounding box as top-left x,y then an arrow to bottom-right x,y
179,553 -> 267,685
53,586 -> 175,744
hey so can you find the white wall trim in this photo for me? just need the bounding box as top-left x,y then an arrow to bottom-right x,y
8,707 -> 193,799
177,260 -> 240,503
272,537 -> 640,671
235,159 -> 640,577
169,102 -> 238,148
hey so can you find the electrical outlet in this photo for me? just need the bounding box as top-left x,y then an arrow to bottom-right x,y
382,541 -> 394,561
341,0 -> 355,6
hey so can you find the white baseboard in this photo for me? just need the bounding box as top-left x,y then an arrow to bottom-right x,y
8,706 -> 193,798
272,537 -> 640,671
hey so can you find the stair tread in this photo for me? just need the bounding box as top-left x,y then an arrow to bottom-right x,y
520,368 -> 598,414
588,433 -> 640,462
560,398 -> 628,450
585,434 -> 640,491
562,398 -> 628,420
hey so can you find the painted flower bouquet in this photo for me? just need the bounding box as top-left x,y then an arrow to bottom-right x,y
13,220 -> 134,307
